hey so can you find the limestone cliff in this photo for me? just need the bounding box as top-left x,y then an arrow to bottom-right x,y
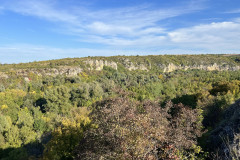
84,59 -> 117,70
14,66 -> 82,77
162,63 -> 240,72
120,58 -> 148,71
0,72 -> 8,79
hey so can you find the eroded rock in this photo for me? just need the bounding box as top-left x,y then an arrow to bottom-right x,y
14,66 -> 82,77
162,63 -> 240,72
84,60 -> 118,71
208,99 -> 240,159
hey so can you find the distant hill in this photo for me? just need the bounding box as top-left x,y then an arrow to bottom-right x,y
1,54 -> 240,78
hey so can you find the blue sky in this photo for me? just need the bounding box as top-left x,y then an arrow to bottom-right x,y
0,0 -> 240,63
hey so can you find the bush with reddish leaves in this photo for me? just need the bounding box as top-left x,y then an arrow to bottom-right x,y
74,95 -> 205,160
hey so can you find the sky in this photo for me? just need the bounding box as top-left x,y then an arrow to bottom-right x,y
0,0 -> 240,63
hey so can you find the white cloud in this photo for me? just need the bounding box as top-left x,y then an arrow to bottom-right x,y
86,21 -> 166,37
78,35 -> 166,46
168,21 -> 240,50
87,22 -> 133,36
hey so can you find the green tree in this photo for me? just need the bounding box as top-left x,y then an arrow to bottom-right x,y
44,86 -> 72,114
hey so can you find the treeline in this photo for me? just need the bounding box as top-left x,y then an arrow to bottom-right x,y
1,64 -> 240,159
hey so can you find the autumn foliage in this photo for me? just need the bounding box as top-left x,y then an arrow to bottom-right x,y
75,94 -> 204,159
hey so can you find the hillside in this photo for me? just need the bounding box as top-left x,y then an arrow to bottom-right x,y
1,54 -> 240,159
1,54 -> 240,78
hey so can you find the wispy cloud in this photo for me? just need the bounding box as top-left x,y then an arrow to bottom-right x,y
1,0 -> 205,46
1,0 -> 240,62
3,0 -> 79,24
224,8 -> 240,14
0,6 -> 4,13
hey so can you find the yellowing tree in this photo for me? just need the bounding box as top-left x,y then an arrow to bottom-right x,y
43,107 -> 91,160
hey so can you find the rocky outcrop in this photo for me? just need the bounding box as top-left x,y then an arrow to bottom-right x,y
14,66 -> 82,77
121,58 -> 148,71
0,72 -> 9,79
119,58 -> 240,72
84,60 -> 117,70
162,63 -> 240,72
208,99 -> 240,159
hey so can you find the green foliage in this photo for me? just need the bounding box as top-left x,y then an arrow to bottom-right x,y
44,85 -> 72,114
1,55 -> 240,159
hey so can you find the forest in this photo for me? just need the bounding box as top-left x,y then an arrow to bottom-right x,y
1,54 -> 240,159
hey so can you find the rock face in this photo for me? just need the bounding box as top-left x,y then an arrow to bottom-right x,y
0,72 -> 9,79
119,58 -> 240,72
162,63 -> 240,72
121,58 -> 149,71
208,99 -> 240,159
84,60 -> 118,70
14,66 -> 82,77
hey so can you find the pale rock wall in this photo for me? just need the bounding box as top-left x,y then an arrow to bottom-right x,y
14,66 -> 82,77
0,72 -> 9,78
84,60 -> 118,70
2,59 -> 240,78
121,58 -> 148,71
163,63 -> 240,72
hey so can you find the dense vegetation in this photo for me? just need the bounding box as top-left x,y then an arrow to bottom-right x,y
1,54 -> 240,159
